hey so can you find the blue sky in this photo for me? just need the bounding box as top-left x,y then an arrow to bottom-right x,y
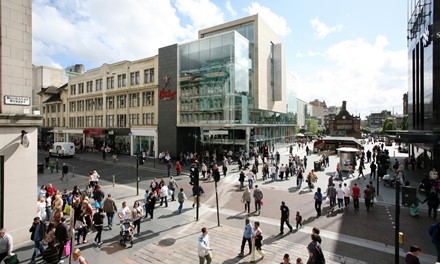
32,0 -> 409,119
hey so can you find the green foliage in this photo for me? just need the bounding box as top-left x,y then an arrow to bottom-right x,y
382,118 -> 395,132
361,127 -> 371,135
401,115 -> 408,130
307,119 -> 318,135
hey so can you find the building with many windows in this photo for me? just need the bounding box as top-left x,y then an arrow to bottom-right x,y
328,101 -> 361,138
41,57 -> 159,156
0,0 -> 43,243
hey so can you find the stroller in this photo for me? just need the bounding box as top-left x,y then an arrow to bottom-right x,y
119,219 -> 134,247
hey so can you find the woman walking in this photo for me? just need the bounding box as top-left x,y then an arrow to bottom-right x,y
250,221 -> 265,263
241,187 -> 251,214
132,201 -> 143,236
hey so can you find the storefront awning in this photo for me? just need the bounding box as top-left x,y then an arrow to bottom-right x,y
83,128 -> 105,136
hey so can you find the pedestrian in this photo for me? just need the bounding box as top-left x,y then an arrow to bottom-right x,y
0,228 -> 13,263
241,187 -> 251,214
247,169 -> 255,189
168,176 -> 179,201
92,184 -> 105,211
239,170 -> 245,191
326,184 -> 336,208
222,161 -> 228,177
198,227 -> 212,264
423,191 -> 440,219
314,187 -> 323,217
296,257 -> 304,264
307,233 -> 325,263
429,222 -> 440,261
103,194 -> 118,230
250,221 -> 265,263
279,201 -> 293,234
336,183 -> 345,209
92,208 -> 105,246
370,161 -> 377,179
42,240 -> 59,264
296,211 -> 303,229
131,201 -> 143,236
352,183 -> 361,211
55,216 -> 69,263
61,163 -> 68,181
369,181 -> 376,207
72,248 -> 88,264
75,216 -> 88,245
297,169 -> 304,189
343,183 -> 350,208
177,188 -> 187,214
149,178 -> 158,193
29,216 -> 46,263
89,170 -> 100,189
270,164 -> 277,181
253,185 -> 264,215
160,184 -> 169,207
238,218 -> 252,257
117,201 -> 131,221
146,191 -> 157,219
281,253 -> 291,264
364,185 -> 373,211
201,163 -> 207,178
176,161 -> 182,176
405,245 -> 421,264
358,164 -> 365,179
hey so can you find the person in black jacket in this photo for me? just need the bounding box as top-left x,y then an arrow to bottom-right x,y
30,216 -> 46,263
423,191 -> 440,219
92,208 -> 105,246
279,201 -> 293,235
55,216 -> 69,262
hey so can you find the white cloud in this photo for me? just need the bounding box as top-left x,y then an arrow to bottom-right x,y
175,0 -> 224,30
244,2 -> 291,36
225,0 -> 237,16
295,50 -> 322,58
310,17 -> 343,39
295,36 -> 407,118
32,0 -> 198,69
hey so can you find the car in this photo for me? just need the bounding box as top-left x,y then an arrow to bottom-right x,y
49,142 -> 75,157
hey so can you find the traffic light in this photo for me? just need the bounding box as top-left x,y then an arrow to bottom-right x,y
263,146 -> 269,157
190,166 -> 199,185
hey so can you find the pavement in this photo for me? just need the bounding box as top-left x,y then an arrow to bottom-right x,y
13,142 -> 438,263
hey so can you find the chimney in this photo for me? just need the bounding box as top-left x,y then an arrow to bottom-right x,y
342,101 -> 347,111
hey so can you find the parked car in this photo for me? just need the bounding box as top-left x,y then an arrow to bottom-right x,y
49,142 -> 75,157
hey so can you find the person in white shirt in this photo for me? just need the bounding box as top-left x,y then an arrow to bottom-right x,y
343,183 -> 351,208
117,202 -> 131,221
198,227 -> 212,264
160,185 -> 169,207
336,183 -> 345,209
246,170 -> 255,189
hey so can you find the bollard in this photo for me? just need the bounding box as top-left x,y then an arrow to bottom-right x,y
72,166 -> 75,177
113,175 -> 115,187
399,232 -> 404,245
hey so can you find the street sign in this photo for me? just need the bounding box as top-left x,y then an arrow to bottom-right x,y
208,130 -> 228,136
4,95 -> 30,106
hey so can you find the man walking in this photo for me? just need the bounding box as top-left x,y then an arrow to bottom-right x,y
279,201 -> 293,235
336,183 -> 345,209
0,228 -> 13,263
253,185 -> 264,215
177,188 -> 187,214
61,163 -> 68,181
238,218 -> 252,257
103,194 -> 118,230
198,227 -> 212,264
29,217 -> 46,263
168,176 -> 179,201
343,183 -> 351,208
55,216 -> 69,263
352,183 -> 361,211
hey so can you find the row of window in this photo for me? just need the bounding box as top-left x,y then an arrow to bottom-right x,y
68,91 -> 154,112
65,113 -> 155,128
70,68 -> 155,95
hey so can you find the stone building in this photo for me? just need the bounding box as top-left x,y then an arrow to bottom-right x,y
328,101 -> 361,138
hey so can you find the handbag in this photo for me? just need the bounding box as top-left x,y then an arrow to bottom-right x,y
63,204 -> 71,215
64,241 -> 71,256
95,201 -> 101,209
260,199 -> 264,206
4,253 -> 19,264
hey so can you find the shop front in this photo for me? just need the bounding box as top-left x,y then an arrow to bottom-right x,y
130,128 -> 158,157
83,128 -> 106,152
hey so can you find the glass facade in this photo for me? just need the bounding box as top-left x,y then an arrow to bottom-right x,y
179,31 -> 252,124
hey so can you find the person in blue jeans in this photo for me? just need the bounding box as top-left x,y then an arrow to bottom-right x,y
29,217 -> 46,263
238,218 -> 252,256
177,188 -> 187,214
314,188 -> 323,217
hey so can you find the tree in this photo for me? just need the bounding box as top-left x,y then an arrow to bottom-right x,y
401,115 -> 408,130
307,119 -> 318,135
382,118 -> 396,132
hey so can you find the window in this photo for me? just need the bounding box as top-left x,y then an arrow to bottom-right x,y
142,113 -> 154,125
86,81 -> 93,92
95,115 -> 103,127
129,93 -> 139,107
70,84 -> 76,95
107,76 -> 114,89
51,105 -> 56,112
96,79 -> 103,91
144,68 -> 155,83
142,91 -> 155,106
63,104 -> 65,112
106,96 -> 115,109
106,115 -> 114,127
51,118 -> 56,126
63,117 -> 65,127
86,99 -> 94,111
57,105 -> 60,112
77,100 -> 85,111
69,102 -> 76,112
95,98 -> 103,110
117,74 -> 126,87
117,95 -> 126,108
77,117 -> 84,127
117,114 -> 126,127
86,116 -> 93,127
130,71 -> 140,85
42,106 -> 45,114
129,114 -> 139,126
78,83 -> 84,94
69,117 -> 76,127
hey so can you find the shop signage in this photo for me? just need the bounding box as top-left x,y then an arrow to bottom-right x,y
159,75 -> 177,101
4,95 -> 30,106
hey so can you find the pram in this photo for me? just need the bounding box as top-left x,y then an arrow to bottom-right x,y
119,219 -> 134,247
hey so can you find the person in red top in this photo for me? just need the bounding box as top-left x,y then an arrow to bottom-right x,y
352,183 -> 360,211
46,183 -> 57,197
175,161 -> 182,176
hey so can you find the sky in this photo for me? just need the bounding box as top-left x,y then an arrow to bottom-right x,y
32,0 -> 410,119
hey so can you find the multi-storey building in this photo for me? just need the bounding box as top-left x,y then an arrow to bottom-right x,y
309,99 -> 326,126
41,57 -> 159,156
402,0 -> 440,170
328,101 -> 361,138
0,0 -> 43,243
368,110 -> 392,131
323,105 -> 341,130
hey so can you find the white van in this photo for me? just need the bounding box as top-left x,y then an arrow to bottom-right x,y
49,142 -> 75,157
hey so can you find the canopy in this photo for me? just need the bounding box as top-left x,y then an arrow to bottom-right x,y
296,133 -> 305,137
336,147 -> 360,152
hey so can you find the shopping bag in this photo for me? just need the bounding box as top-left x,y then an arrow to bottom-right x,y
4,253 -> 19,264
63,204 -> 71,215
95,201 -> 101,209
64,241 -> 71,256
260,199 -> 264,206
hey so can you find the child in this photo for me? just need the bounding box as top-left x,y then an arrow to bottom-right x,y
295,211 -> 303,229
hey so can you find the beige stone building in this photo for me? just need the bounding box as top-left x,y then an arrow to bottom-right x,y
41,57 -> 159,156
0,0 -> 43,243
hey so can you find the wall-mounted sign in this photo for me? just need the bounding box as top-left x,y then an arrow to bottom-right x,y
159,75 -> 177,101
4,95 -> 30,106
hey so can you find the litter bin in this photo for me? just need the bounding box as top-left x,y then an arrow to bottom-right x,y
37,163 -> 44,173
314,161 -> 321,171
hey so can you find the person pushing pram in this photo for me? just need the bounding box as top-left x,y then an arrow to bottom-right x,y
117,201 -> 134,247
